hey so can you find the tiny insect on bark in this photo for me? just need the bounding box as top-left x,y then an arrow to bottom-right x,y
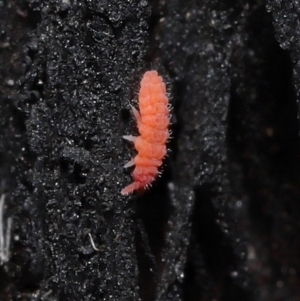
121,70 -> 170,195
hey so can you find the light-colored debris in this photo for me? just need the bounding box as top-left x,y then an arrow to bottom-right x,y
0,194 -> 12,264
88,233 -> 103,252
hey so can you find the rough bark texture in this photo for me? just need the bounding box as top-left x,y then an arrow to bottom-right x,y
1,0 -> 300,300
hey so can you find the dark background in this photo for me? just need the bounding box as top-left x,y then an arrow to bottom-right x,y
1,0 -> 300,300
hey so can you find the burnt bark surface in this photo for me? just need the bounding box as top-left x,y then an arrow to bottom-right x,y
0,0 -> 300,301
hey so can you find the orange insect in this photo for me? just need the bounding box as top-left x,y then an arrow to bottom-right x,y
121,70 -> 170,195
